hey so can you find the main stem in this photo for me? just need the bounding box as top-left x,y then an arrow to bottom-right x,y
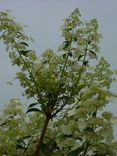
34,116 -> 50,156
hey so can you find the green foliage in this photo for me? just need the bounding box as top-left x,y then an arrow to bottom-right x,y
0,99 -> 45,155
0,8 -> 117,156
67,144 -> 85,156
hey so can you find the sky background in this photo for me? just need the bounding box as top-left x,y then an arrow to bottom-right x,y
0,0 -> 117,137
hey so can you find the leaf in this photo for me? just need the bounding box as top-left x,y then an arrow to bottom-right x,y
43,60 -> 48,64
19,50 -> 31,56
28,103 -> 38,108
16,31 -> 22,35
20,42 -> 29,47
26,108 -> 41,114
67,144 -> 84,156
78,54 -> 84,61
89,50 -> 97,59
0,122 -> 7,126
16,144 -> 24,149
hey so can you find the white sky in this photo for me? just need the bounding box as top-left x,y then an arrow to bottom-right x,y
0,0 -> 117,137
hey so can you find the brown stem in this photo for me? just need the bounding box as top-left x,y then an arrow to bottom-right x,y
34,116 -> 50,156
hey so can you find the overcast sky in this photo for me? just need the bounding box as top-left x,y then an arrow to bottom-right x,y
0,0 -> 117,136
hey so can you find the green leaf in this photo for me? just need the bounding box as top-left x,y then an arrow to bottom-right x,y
19,50 -> 31,56
67,144 -> 84,156
20,42 -> 29,47
78,54 -> 84,61
28,103 -> 38,108
0,122 -> 7,126
16,144 -> 24,149
26,108 -> 41,114
89,50 -> 97,59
